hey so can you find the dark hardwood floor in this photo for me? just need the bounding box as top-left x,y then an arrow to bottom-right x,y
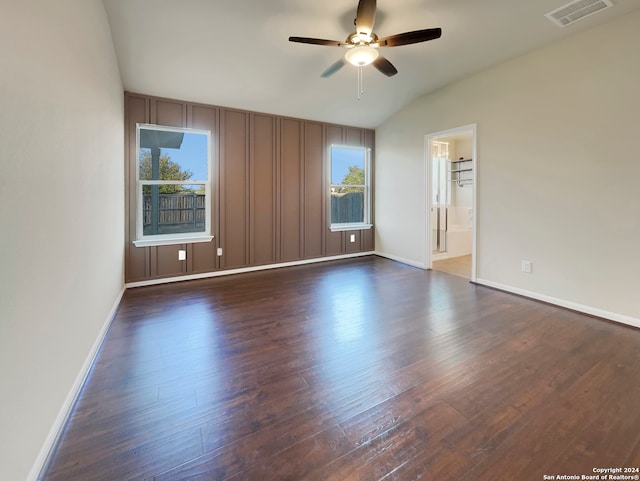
40,256 -> 640,480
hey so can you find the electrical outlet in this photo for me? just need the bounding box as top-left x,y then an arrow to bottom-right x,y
521,260 -> 532,273
350,234 -> 356,243
217,248 -> 223,256
178,250 -> 186,261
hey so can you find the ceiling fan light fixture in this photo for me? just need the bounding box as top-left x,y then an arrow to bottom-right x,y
344,45 -> 379,66
357,32 -> 373,43
288,0 -> 442,78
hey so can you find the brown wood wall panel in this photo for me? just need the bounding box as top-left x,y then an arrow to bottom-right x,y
325,125 -> 345,256
124,93 -> 374,283
362,228 -> 374,252
345,230 -> 362,253
189,105 -> 217,131
189,242 -> 217,274
153,99 -> 185,127
251,114 -> 277,266
304,122 -> 323,258
125,95 -> 149,282
190,105 -> 219,272
128,247 -> 149,281
326,125 -> 344,145
220,109 -> 250,269
156,244 -> 186,277
127,247 -> 149,281
364,129 -> 374,149
346,127 -> 363,146
362,129 -> 375,251
280,119 -> 303,262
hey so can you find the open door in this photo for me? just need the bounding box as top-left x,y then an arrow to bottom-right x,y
426,124 -> 477,281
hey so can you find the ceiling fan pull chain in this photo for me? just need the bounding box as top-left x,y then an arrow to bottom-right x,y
357,65 -> 364,100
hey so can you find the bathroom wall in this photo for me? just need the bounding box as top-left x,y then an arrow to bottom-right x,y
433,134 -> 473,229
450,135 -> 473,228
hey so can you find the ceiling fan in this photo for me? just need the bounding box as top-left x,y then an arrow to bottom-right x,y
288,0 -> 442,78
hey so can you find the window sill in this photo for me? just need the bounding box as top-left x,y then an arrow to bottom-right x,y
133,235 -> 214,248
329,223 -> 373,232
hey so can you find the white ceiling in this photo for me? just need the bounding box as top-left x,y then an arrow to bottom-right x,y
102,0 -> 640,128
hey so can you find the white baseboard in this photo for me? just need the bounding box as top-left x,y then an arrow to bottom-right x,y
373,251 -> 427,269
125,252 -> 376,288
27,287 -> 126,481
475,278 -> 640,330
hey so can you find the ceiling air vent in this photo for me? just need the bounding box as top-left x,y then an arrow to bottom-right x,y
545,0 -> 613,27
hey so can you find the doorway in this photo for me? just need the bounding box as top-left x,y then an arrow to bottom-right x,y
426,125 -> 477,280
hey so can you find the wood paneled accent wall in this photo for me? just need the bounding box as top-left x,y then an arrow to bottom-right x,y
125,93 -> 375,283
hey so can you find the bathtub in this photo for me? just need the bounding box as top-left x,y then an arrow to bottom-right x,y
432,224 -> 472,260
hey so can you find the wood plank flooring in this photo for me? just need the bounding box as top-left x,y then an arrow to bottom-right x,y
40,256 -> 640,481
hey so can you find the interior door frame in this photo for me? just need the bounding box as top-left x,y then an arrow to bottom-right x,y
425,124 -> 477,281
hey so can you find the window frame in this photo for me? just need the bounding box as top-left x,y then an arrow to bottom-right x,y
133,124 -> 213,247
328,144 -> 373,232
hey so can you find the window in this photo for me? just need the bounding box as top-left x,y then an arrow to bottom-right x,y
134,124 -> 212,247
329,145 -> 372,231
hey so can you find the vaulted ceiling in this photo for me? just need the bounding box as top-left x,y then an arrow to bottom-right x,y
102,0 -> 640,128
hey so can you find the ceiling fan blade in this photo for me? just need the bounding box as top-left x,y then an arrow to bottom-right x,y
355,0 -> 377,36
289,36 -> 345,47
321,58 -> 348,78
372,55 -> 398,77
377,28 -> 442,47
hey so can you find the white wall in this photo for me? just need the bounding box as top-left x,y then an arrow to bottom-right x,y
0,1 -> 124,479
376,11 -> 640,322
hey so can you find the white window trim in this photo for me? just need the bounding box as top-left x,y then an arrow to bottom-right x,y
133,236 -> 214,248
329,223 -> 373,232
134,124 -> 213,247
328,145 -> 372,232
